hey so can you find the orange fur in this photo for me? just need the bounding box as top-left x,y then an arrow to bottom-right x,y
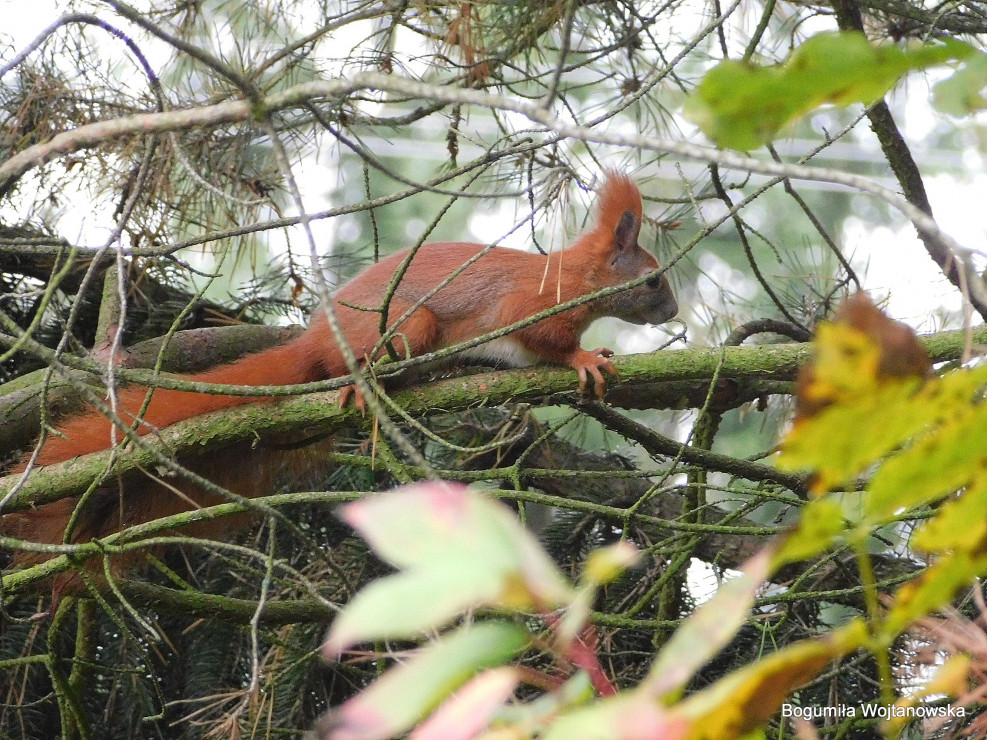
2,172 -> 677,586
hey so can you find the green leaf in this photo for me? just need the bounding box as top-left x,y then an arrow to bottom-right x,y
912,477 -> 987,553
772,498 -> 847,566
672,621 -> 868,739
933,51 -> 987,115
496,671 -> 596,729
340,482 -> 522,569
324,566 -> 507,654
583,541 -> 640,586
541,691 -> 690,740
776,378 -> 927,491
340,483 -> 570,602
685,32 -> 973,149
328,484 -> 573,651
866,401 -> 987,520
779,362 -> 987,495
409,667 -> 519,740
543,621 -> 866,740
323,622 -> 528,740
644,548 -> 773,699
883,553 -> 987,637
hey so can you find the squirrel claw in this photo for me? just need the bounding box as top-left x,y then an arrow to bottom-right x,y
338,384 -> 367,413
572,348 -> 618,399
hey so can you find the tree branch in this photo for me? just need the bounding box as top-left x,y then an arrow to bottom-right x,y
2,324 -> 983,512
579,400 -> 808,493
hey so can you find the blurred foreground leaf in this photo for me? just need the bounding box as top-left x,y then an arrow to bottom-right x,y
686,32 -> 972,149
326,483 -> 573,653
319,622 -> 528,740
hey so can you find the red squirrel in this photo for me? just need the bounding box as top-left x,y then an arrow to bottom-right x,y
2,172 -> 677,582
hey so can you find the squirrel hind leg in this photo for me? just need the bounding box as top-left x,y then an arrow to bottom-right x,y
333,304 -> 441,409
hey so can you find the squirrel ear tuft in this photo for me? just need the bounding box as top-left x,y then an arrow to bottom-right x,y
595,172 -> 643,233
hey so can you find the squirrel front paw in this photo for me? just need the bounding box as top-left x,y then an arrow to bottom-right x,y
570,347 -> 618,398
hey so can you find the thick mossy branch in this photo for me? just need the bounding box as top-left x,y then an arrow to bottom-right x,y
0,324 -> 303,457
1,325 -> 983,512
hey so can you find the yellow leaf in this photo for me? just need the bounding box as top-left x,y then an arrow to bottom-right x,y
675,622 -> 868,740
